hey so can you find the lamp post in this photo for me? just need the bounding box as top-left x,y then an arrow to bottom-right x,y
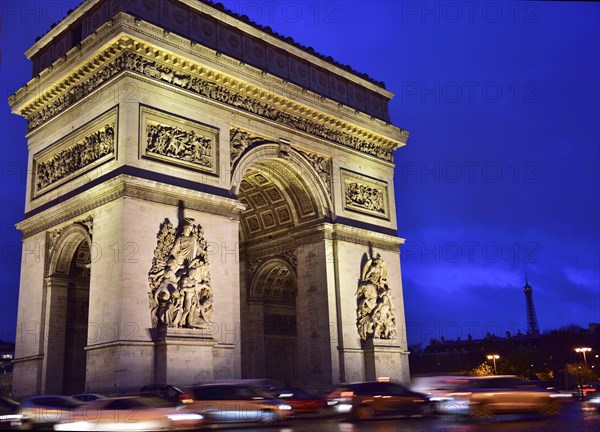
487,354 -> 500,375
575,347 -> 592,367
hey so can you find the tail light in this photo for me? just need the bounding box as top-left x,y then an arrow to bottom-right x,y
179,393 -> 193,404
326,391 -> 354,403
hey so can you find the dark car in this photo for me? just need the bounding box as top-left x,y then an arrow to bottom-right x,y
18,395 -> 82,430
0,396 -> 21,429
71,393 -> 106,403
140,385 -> 191,406
579,384 -> 599,400
327,381 -> 431,420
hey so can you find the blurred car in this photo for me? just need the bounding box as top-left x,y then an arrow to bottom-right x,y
183,383 -> 292,425
411,375 -> 471,403
54,396 -> 205,431
193,379 -> 281,392
587,391 -> 600,413
140,385 -> 191,405
71,393 -> 106,403
326,381 -> 431,420
266,388 -> 329,416
579,384 -> 598,399
439,375 -> 572,417
0,396 -> 22,429
18,395 -> 82,430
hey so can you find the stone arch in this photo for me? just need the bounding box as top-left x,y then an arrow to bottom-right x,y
249,258 -> 297,301
43,221 -> 92,394
48,223 -> 92,276
231,143 -> 333,221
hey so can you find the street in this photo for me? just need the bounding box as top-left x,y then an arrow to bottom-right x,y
212,401 -> 599,432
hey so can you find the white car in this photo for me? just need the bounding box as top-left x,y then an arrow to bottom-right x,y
54,396 -> 205,431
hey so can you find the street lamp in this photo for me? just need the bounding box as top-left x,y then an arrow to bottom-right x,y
575,347 -> 592,367
487,354 -> 500,375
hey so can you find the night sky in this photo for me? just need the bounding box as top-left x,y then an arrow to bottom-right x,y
1,1 -> 598,347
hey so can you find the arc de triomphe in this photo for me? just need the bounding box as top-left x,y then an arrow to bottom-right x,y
9,0 -> 410,397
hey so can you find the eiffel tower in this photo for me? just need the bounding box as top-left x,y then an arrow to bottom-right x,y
524,275 -> 540,336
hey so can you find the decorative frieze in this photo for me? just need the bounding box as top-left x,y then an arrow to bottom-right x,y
148,218 -> 213,329
26,49 -> 395,162
356,252 -> 397,340
141,106 -> 219,175
33,108 -> 117,197
341,169 -> 389,219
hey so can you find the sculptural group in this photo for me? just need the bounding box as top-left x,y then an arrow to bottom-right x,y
356,253 -> 397,340
148,218 -> 213,328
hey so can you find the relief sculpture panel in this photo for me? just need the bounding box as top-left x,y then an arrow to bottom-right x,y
341,169 -> 389,219
33,108 -> 117,197
141,106 -> 219,175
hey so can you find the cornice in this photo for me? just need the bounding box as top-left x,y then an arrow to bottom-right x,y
26,0 -> 391,98
25,0 -> 98,59
10,14 -> 407,157
331,223 -> 405,251
17,176 -> 244,239
123,16 -> 398,137
17,179 -> 126,239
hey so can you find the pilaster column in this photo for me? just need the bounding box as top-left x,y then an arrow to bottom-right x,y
41,276 -> 69,394
246,301 -> 265,378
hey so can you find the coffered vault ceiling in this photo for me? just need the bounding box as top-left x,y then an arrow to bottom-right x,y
238,160 -> 319,241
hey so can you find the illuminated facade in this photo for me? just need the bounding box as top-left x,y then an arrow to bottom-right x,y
9,0 -> 409,397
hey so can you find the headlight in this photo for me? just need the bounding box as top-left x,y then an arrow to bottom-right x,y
54,421 -> 92,431
167,413 -> 204,421
429,396 -> 454,402
550,394 -> 573,399
278,404 -> 292,410
0,414 -> 22,421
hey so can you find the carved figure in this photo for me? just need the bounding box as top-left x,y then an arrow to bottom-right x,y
148,217 -> 213,329
356,252 -> 397,340
229,128 -> 267,167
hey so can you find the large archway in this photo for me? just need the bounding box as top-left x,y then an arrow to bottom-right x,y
45,222 -> 92,394
251,260 -> 297,386
234,146 -> 331,386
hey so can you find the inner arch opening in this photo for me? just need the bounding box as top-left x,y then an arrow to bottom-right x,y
238,156 -> 325,386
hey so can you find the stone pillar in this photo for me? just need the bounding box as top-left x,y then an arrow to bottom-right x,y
330,226 -> 410,384
246,301 -> 265,378
41,276 -> 69,394
296,233 -> 337,387
153,328 -> 218,385
363,338 -> 407,381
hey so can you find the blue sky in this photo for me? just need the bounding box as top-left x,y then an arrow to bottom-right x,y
1,1 -> 599,346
